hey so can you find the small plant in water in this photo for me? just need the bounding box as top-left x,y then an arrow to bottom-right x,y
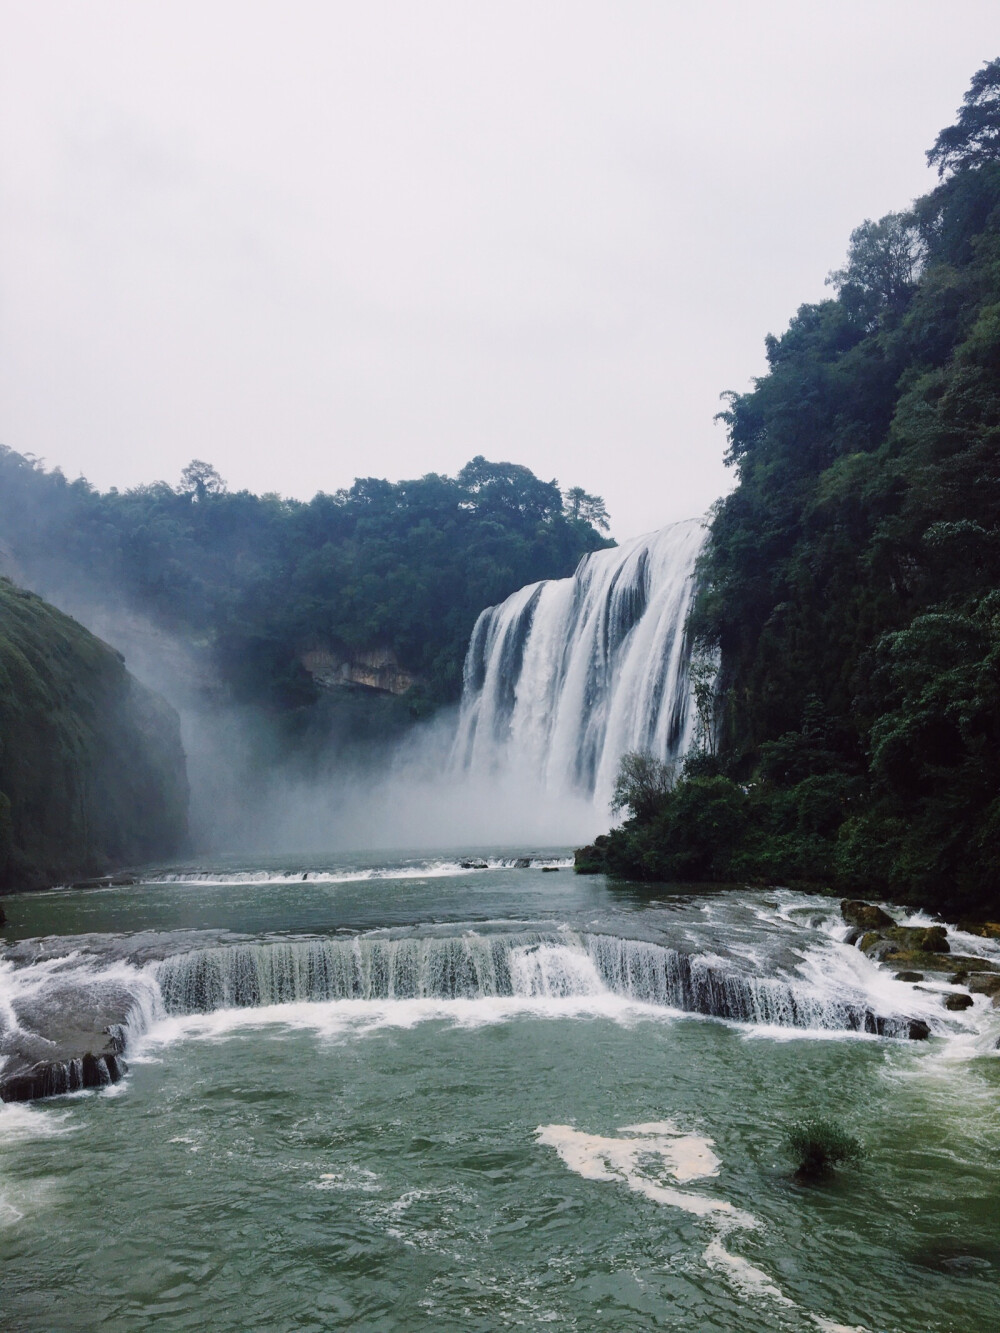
786,1119 -> 864,1182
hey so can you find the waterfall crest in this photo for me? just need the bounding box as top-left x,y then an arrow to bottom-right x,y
452,518 -> 708,805
154,932 -> 921,1038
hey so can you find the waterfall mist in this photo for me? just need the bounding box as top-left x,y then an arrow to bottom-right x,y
14,517 -> 707,856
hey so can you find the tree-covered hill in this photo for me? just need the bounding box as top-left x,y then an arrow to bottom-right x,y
0,452 -> 611,719
0,580 -> 189,890
594,59 -> 1000,915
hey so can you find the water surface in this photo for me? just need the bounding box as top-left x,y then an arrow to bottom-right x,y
2,853 -> 997,1331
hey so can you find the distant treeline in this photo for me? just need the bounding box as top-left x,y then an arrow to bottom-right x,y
0,451 -> 611,718
601,59 -> 1000,914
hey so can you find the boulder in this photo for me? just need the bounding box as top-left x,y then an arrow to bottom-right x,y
908,1020 -> 932,1040
841,900 -> 895,930
959,921 -> 1000,940
857,926 -> 958,969
966,972 -> 1000,1001
944,992 -> 974,1011
541,866 -> 560,873
894,970 -> 924,982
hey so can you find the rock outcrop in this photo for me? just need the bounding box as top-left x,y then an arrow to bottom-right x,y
301,646 -> 417,695
841,901 -> 1000,1004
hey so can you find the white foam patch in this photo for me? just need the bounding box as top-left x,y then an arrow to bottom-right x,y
536,1122 -> 733,1219
135,992 -> 682,1051
536,1120 -> 872,1332
703,1225 -> 793,1306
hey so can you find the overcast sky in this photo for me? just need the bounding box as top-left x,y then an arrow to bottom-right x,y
1,3 -> 997,539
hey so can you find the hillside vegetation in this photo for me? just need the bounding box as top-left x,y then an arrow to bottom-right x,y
596,60 -> 1000,915
0,581 -> 188,891
0,453 -> 611,724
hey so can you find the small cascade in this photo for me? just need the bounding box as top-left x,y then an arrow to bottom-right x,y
452,518 -> 708,805
156,932 -> 563,1012
154,931 -> 924,1038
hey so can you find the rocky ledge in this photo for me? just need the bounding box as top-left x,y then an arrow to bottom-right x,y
841,900 -> 1000,1011
0,976 -> 134,1103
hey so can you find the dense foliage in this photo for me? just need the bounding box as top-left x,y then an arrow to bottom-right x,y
0,452 -> 610,717
0,581 -> 188,889
598,60 -> 1000,915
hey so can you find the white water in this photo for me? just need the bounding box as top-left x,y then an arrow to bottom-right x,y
141,856 -> 572,886
453,519 -> 708,806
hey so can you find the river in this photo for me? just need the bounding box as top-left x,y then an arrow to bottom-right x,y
1,852 -> 998,1331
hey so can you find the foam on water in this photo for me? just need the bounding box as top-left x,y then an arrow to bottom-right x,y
537,1120 -> 873,1332
140,856 -> 572,886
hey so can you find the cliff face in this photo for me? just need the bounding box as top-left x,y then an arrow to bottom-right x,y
0,580 -> 189,891
300,646 -> 418,696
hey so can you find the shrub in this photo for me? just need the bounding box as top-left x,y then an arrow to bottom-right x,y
786,1120 -> 865,1181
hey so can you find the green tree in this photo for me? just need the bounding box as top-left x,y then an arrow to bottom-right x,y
927,57 -> 1000,177
610,751 -> 674,820
179,459 -> 227,501
826,212 -> 924,329
563,486 -> 611,531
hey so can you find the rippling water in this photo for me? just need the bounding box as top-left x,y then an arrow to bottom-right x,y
1,853 -> 998,1331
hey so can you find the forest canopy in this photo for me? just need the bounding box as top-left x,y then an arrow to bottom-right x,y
0,449 -> 611,716
596,58 -> 1000,914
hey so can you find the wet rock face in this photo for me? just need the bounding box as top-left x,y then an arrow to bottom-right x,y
944,993 -> 974,1011
1,1051 -> 127,1103
0,975 -> 138,1103
967,972 -> 1000,1002
841,900 -> 895,930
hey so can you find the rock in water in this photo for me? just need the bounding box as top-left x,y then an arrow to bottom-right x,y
841,900 -> 895,930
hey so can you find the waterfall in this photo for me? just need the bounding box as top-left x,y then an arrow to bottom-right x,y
452,518 -> 708,806
154,932 -> 924,1038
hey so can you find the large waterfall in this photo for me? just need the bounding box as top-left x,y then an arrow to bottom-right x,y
452,518 -> 708,806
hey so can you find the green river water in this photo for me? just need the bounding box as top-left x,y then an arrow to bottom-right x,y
1,854 -> 997,1332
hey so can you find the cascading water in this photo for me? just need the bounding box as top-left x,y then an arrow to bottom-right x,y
152,930 -> 925,1038
452,518 -> 708,806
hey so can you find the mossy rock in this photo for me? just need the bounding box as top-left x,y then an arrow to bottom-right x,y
944,992 -> 974,1011
884,925 -> 949,954
959,921 -> 1000,940
884,950 -> 996,974
967,972 -> 1000,999
860,926 -> 950,959
894,970 -> 924,982
841,900 -> 895,930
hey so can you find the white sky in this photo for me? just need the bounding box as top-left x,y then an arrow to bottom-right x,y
1,2 -> 997,539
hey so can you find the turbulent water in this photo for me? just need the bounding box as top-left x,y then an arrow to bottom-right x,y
2,854 -> 998,1331
453,520 -> 707,804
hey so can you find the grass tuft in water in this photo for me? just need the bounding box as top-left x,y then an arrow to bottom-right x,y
786,1119 -> 865,1182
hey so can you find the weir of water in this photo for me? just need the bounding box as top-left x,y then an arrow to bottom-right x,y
154,931 -> 924,1039
452,518 -> 708,805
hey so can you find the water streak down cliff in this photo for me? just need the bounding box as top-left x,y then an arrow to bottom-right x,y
452,519 -> 707,806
